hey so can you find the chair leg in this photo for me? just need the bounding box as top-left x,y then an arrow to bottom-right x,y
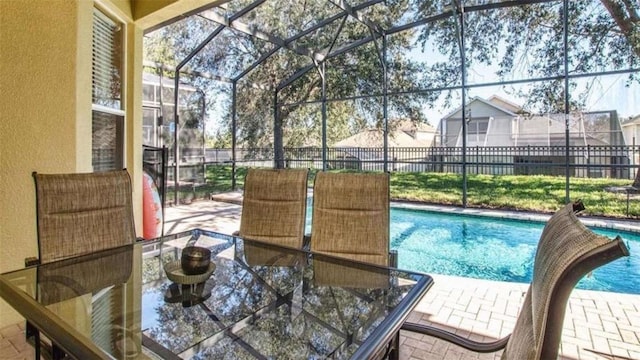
34,332 -> 41,360
52,343 -> 65,360
25,320 -> 66,360
25,321 -> 41,360
389,331 -> 400,360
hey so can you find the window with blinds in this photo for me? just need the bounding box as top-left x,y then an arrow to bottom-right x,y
92,8 -> 124,171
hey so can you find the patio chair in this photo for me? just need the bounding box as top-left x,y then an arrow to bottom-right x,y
310,172 -> 393,267
31,169 -> 137,264
28,169 -> 137,359
313,255 -> 390,289
401,200 -> 630,360
309,172 -> 396,357
605,168 -> 639,216
237,168 -> 309,249
243,241 -> 306,267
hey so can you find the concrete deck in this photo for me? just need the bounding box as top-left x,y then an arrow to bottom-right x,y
2,196 -> 638,359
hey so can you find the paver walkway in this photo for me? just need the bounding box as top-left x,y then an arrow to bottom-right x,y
2,197 -> 638,359
168,197 -> 640,360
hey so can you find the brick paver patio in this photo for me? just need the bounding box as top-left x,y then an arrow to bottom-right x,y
2,197 -> 638,359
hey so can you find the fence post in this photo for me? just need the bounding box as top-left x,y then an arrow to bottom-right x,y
475,146 -> 479,174
527,145 -> 531,175
586,144 -> 591,178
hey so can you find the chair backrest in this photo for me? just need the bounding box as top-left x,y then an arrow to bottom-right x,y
33,170 -> 137,264
501,202 -> 629,360
310,172 -> 390,266
38,245 -> 133,305
238,168 -> 309,248
313,256 -> 390,289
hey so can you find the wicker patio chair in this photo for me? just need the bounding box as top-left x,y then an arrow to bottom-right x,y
32,169 -> 137,264
605,169 -> 639,216
401,201 -> 630,360
242,241 -> 305,267
29,169 -> 137,359
313,256 -> 390,289
238,168 -> 309,249
632,169 -> 640,189
309,172 -> 395,357
310,172 -> 391,266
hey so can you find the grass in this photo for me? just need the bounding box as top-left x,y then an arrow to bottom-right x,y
390,172 -> 637,218
167,165 -> 638,218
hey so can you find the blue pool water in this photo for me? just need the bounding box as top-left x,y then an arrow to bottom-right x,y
389,208 -> 640,294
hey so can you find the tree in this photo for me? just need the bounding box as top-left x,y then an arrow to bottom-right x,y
144,0 -> 638,165
145,1 -> 431,167
144,16 -> 228,152
414,0 -> 639,113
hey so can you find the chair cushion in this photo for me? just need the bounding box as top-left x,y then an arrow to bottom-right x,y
34,170 -> 136,264
311,172 -> 390,266
238,168 -> 308,248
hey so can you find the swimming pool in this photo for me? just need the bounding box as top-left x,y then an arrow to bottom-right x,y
389,208 -> 640,294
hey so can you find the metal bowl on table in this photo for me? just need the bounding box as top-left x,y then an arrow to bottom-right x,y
180,246 -> 212,275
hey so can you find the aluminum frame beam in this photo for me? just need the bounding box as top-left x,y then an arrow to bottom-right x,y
278,0 -> 559,91
289,0 -> 384,43
198,9 -> 326,62
233,46 -> 282,81
231,0 -> 385,83
326,0 -> 385,35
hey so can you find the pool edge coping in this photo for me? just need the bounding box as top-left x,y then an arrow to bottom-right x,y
391,202 -> 640,235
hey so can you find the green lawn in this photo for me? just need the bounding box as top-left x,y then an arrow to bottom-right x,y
389,172 -> 637,218
171,165 -> 637,218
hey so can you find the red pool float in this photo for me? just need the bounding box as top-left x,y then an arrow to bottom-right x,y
142,171 -> 163,239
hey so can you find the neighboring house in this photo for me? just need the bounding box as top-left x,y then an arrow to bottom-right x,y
333,122 -> 435,148
622,115 -> 640,176
329,120 -> 436,171
142,70 -> 202,149
435,95 -> 629,177
622,115 -> 640,146
142,70 -> 206,183
438,95 -> 621,147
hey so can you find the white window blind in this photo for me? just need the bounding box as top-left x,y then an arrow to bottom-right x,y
92,8 -> 124,171
92,9 -> 122,109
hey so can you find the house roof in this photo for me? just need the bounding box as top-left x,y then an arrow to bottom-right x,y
440,95 -> 519,120
142,72 -> 198,91
486,95 -> 522,113
332,128 -> 431,147
622,114 -> 640,126
392,119 -> 436,133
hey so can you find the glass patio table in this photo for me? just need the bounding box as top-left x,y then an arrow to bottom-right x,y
0,229 -> 433,359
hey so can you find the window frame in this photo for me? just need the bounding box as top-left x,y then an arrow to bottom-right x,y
91,5 -> 126,172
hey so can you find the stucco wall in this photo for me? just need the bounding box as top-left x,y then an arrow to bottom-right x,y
1,0 -> 85,325
0,0 -> 142,327
0,0 -> 217,330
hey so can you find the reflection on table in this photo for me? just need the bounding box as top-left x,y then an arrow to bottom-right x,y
0,229 -> 433,360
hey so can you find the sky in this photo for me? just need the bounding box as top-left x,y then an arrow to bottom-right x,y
193,4 -> 640,137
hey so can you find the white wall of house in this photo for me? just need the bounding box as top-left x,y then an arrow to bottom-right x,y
484,116 -> 513,146
622,121 -> 640,171
622,122 -> 639,147
441,99 -> 515,147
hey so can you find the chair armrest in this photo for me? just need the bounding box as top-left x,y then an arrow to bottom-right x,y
25,257 -> 40,267
389,250 -> 398,267
401,322 -> 510,353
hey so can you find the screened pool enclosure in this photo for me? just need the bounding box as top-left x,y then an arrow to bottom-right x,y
142,0 -> 640,215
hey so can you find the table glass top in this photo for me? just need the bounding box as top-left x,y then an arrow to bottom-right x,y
1,229 -> 432,359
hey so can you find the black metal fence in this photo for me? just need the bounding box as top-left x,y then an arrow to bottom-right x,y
182,145 -> 639,180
